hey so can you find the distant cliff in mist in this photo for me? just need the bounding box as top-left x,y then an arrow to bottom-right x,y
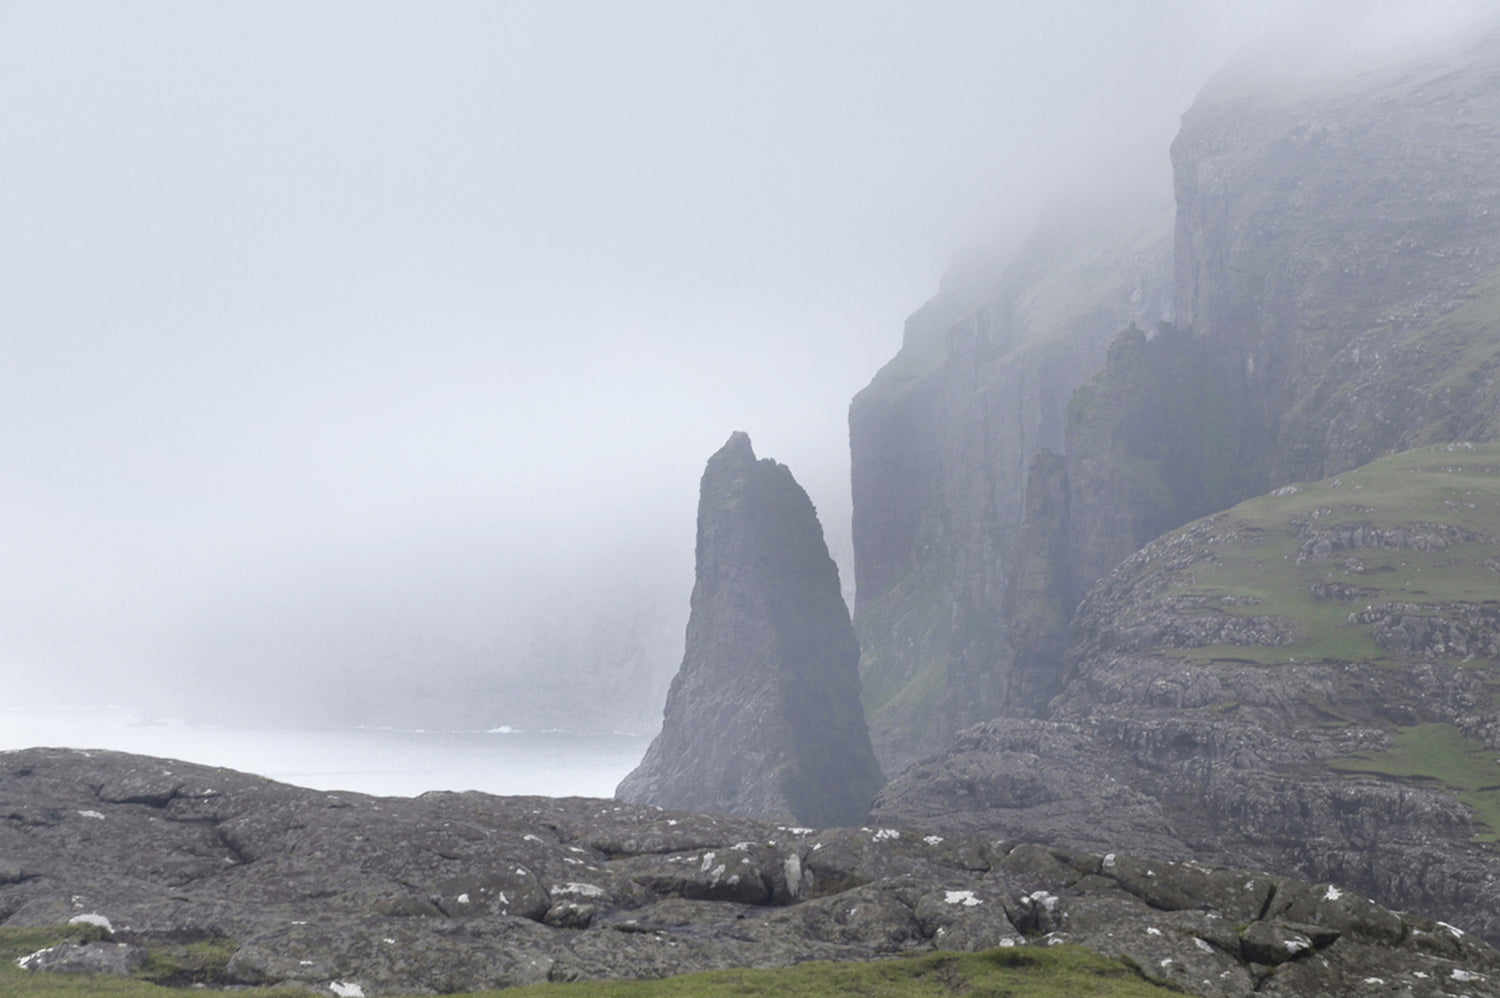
851,23 -> 1500,949
849,187 -> 1176,769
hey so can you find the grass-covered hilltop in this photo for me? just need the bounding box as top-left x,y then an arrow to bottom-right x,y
1113,442 -> 1500,675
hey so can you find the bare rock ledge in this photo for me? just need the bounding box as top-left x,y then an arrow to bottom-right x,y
2,748 -> 1497,996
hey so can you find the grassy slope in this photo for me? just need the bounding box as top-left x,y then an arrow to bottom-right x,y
1163,442 -> 1500,667
0,926 -> 1176,998
496,947 -> 1177,998
1132,443 -> 1500,838
1329,723 -> 1500,842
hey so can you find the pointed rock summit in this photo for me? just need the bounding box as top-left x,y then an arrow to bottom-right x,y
616,432 -> 883,826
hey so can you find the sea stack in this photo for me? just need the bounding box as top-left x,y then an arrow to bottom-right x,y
616,432 -> 883,826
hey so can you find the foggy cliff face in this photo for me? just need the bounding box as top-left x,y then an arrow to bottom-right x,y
1173,24 -> 1500,482
853,9 -> 1500,942
849,189 -> 1176,771
1,2 -> 1272,733
848,6 -> 1500,774
1063,16 -> 1500,600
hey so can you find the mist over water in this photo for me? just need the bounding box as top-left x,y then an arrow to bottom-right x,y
3,1 -> 1490,782
0,705 -> 647,798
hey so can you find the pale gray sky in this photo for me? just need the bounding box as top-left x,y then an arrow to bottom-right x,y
1,1 -> 1484,723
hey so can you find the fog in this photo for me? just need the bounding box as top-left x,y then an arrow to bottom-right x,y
2,1 -> 1488,735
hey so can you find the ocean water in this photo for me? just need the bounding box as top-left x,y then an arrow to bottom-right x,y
0,705 -> 652,799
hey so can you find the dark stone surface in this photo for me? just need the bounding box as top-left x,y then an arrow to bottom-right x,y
3,748 -> 1499,996
616,431 -> 883,827
2,747 -> 1500,996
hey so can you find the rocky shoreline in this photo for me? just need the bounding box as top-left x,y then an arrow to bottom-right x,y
3,747 -> 1498,996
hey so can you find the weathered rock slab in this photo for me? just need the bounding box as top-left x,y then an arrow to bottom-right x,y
3,748 -> 1499,995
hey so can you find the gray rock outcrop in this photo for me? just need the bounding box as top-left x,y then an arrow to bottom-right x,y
616,432 -> 883,827
5,747 -> 1498,996
876,445 -> 1500,948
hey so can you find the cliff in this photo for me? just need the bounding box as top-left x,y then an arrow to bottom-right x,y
6,748 -> 1498,996
849,23 -> 1500,948
850,191 -> 1174,772
851,23 -> 1500,776
1174,38 -> 1500,483
876,443 -> 1500,947
616,432 -> 882,826
1064,26 -> 1500,585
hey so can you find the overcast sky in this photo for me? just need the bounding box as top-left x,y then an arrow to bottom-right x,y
2,1 -> 1487,720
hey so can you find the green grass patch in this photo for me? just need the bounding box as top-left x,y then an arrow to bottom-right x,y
1145,443 -> 1500,669
134,937 -> 239,987
0,925 -> 109,960
1330,723 -> 1500,842
0,928 -> 1178,998
1228,444 -> 1500,537
0,926 -> 312,997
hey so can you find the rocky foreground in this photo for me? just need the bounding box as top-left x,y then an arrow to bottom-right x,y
2,748 -> 1498,996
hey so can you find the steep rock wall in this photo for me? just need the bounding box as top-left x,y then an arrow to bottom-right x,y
617,432 -> 882,826
1055,27 -> 1500,682
853,28 -> 1500,778
1172,32 -> 1500,482
871,30 -> 1500,946
850,194 -> 1174,773
1062,322 -> 1270,598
